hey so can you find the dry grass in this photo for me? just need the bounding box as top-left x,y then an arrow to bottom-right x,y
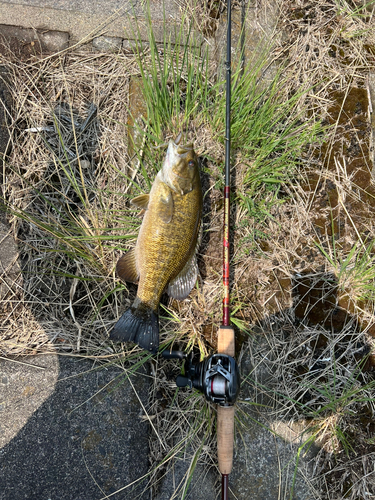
1,0 -> 375,498
1,51 -> 138,355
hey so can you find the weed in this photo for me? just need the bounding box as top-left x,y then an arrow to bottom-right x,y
316,237 -> 375,306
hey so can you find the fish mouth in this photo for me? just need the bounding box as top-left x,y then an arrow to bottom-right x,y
176,144 -> 193,154
174,133 -> 193,154
155,134 -> 193,154
174,132 -> 182,145
161,135 -> 197,191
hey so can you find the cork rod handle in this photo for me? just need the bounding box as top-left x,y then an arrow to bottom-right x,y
217,326 -> 235,476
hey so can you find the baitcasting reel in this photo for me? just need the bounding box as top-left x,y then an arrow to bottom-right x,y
162,350 -> 240,406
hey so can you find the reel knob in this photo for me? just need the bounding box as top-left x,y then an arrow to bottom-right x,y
176,375 -> 191,388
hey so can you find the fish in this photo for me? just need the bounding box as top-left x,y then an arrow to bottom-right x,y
110,134 -> 203,353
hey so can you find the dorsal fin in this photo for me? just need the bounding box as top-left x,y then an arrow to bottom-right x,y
116,248 -> 139,284
131,194 -> 150,210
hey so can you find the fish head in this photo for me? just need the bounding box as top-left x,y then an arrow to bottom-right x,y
161,136 -> 199,195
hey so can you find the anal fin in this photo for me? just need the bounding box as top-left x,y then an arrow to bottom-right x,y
167,221 -> 202,300
167,252 -> 198,300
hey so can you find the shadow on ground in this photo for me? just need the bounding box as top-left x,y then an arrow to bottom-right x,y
231,271 -> 375,500
0,355 -> 150,500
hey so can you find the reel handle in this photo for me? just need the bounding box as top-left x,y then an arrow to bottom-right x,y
217,326 -> 235,476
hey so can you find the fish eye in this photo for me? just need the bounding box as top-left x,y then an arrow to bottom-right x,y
188,160 -> 195,168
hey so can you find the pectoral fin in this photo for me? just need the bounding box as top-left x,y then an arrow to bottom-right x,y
167,252 -> 198,300
158,184 -> 174,223
131,194 -> 150,210
116,248 -> 139,284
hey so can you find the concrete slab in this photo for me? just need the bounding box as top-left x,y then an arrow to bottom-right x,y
0,0 -> 181,46
0,212 -> 22,302
0,67 -> 21,300
214,1 -> 282,84
155,337 -> 319,500
0,354 -> 150,500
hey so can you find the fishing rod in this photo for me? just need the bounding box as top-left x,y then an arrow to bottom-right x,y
216,2 -> 239,498
163,2 -> 240,499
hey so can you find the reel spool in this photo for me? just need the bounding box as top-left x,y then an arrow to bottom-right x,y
162,350 -> 240,406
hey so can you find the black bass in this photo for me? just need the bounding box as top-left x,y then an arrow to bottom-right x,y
110,135 -> 202,353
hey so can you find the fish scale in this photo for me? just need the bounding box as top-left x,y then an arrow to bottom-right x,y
137,179 -> 201,310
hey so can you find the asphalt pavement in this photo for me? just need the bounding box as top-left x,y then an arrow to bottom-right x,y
0,354 -> 150,500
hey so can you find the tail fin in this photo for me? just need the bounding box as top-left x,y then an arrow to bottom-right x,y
110,302 -> 159,354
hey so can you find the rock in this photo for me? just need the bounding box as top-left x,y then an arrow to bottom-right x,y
93,35 -> 123,52
123,38 -> 144,53
0,25 -> 69,58
38,29 -> 69,52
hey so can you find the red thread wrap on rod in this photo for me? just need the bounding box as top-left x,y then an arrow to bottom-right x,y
222,186 -> 230,327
